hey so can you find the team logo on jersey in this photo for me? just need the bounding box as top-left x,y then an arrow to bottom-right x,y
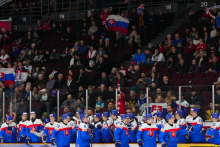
64,130 -> 69,137
6,130 -> 12,135
31,127 -> 36,131
19,126 -> 22,132
148,130 -> 153,137
125,130 -> 129,137
171,132 -> 176,138
49,130 -> 52,135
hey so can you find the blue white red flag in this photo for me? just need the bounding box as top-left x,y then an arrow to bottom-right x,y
137,4 -> 145,14
105,15 -> 129,34
0,68 -> 15,87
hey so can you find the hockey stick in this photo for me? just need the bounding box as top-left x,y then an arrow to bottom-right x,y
31,120 -> 42,143
105,120 -> 115,141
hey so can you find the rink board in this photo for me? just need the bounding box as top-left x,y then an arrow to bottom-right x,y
0,144 -> 219,147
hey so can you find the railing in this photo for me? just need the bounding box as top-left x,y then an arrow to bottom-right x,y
0,84 -> 217,125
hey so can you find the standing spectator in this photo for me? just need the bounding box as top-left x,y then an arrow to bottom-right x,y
113,72 -> 125,87
133,49 -> 145,64
116,93 -> 126,114
138,11 -> 148,45
50,48 -> 60,62
189,59 -> 199,73
157,11 -> 165,31
209,11 -> 220,28
128,30 -> 141,49
15,61 -> 27,88
172,33 -> 183,47
53,74 -> 66,90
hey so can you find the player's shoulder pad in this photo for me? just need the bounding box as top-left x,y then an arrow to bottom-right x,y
35,119 -> 43,124
79,122 -> 88,129
1,123 -> 8,128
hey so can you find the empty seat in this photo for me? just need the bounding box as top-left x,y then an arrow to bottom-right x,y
205,72 -> 216,78
193,72 -> 204,78
207,77 -> 218,85
195,78 -> 206,85
201,91 -> 212,99
182,73 -> 193,79
172,79 -> 183,86
171,73 -> 182,79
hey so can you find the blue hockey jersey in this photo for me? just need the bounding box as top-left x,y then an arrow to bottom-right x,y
26,119 -> 43,143
159,123 -> 187,147
114,122 -> 129,147
76,122 -> 92,147
69,120 -> 76,143
52,122 -> 76,146
113,116 -> 121,131
43,122 -> 57,143
207,121 -> 220,145
18,120 -> 28,143
187,116 -> 206,143
176,118 -> 188,143
128,119 -> 138,143
91,121 -> 102,143
137,123 -> 158,147
102,119 -> 114,143
0,122 -> 17,143
137,97 -> 146,107
171,100 -> 189,118
156,119 -> 166,143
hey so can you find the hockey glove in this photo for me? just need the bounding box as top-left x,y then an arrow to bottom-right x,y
137,139 -> 143,146
7,126 -> 13,131
18,135 -> 26,142
89,124 -> 94,130
43,135 -> 48,142
89,134 -> 94,139
161,142 -> 167,147
185,133 -> 190,140
0,137 -> 3,143
127,123 -> 131,130
200,129 -> 207,135
97,125 -> 102,131
115,140 -> 121,147
26,137 -> 30,145
187,126 -> 193,132
51,138 -> 56,145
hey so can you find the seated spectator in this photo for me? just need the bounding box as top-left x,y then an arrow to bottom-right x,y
164,90 -> 176,105
184,38 -> 196,55
128,30 -> 141,50
161,76 -> 172,93
108,86 -> 115,102
36,74 -> 47,88
126,90 -> 138,107
66,75 -> 75,90
113,31 -> 124,47
33,49 -> 44,63
189,26 -> 198,39
42,49 -> 51,63
193,47 -> 207,59
0,49 -> 10,66
62,47 -> 71,57
183,27 -> 190,40
153,88 -> 164,102
40,20 -> 51,32
149,72 -> 158,86
204,31 -> 211,47
85,60 -> 96,72
17,50 -> 27,64
193,34 -> 199,45
133,49 -> 145,64
61,27 -> 73,42
69,54 -> 76,68
46,74 -> 55,90
88,21 -> 98,35
196,52 -> 207,69
201,6 -> 212,21
50,48 -> 60,62
51,22 -> 59,32
87,35 -> 98,48
22,84 -> 31,102
75,86 -> 86,99
172,33 -> 183,47
148,66 -> 159,79
75,68 -> 86,88
53,74 -> 66,90
81,22 -> 89,35
187,89 -> 202,105
176,58 -> 188,74
206,103 -> 218,120
95,96 -> 104,108
137,91 -> 146,107
96,84 -> 108,101
132,65 -> 140,80
205,56 -> 220,73
143,48 -> 153,65
75,99 -> 84,112
108,67 -> 117,83
96,57 -> 106,77
209,51 -> 219,64
215,87 -> 220,106
195,101 -> 206,120
32,31 -> 41,44
95,72 -> 110,88
96,38 -> 104,51
176,42 -> 183,54
168,46 -> 178,62
39,89 -> 50,113
107,101 -> 115,113
75,54 -> 85,67
166,56 -> 175,68
195,37 -> 207,51
113,72 -> 125,87
136,72 -> 149,88
149,11 -> 157,24
151,48 -> 165,63
210,25 -> 216,38
86,46 -> 96,61
78,40 -> 87,54
32,67 -> 40,80
15,61 -> 28,88
104,52 -> 114,73
189,59 -> 199,73
16,98 -> 28,122
158,41 -> 165,53
104,38 -> 112,52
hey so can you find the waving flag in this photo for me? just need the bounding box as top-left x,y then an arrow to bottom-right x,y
148,103 -> 167,116
137,4 -> 145,14
0,68 -> 15,87
105,15 -> 129,34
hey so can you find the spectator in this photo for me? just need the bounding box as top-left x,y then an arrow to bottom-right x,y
108,85 -> 115,102
113,72 -> 125,87
88,21 -> 98,35
201,7 -> 212,21
209,11 -> 220,29
183,27 -> 190,40
184,38 -> 196,55
195,37 -> 207,51
81,22 -> 89,35
75,99 -> 84,112
97,38 -> 104,51
17,50 -> 27,64
51,22 -> 59,32
32,31 -> 41,44
187,89 -> 202,105
114,31 -> 124,47
157,11 -> 165,31
167,105 -> 174,115
151,48 -> 165,63
108,67 -> 117,84
61,94 -> 76,109
22,84 -> 31,102
15,61 -> 28,88
66,75 -> 75,90
104,38 -> 111,52
146,43 -> 154,51
205,56 -> 220,73
6,81 -> 15,94
176,42 -> 183,54
76,86 -> 86,99
39,89 -> 50,113
96,57 -> 106,77
209,51 -> 219,64
126,90 -> 138,107
189,26 -> 198,39
85,60 -> 96,72
193,47 -> 207,59
176,58 -> 188,74
104,52 -> 114,73
136,72 -> 149,88
210,25 -> 217,38
168,46 -> 178,62
61,27 -> 73,42
193,34 -> 199,45
172,33 -> 183,47
95,72 -> 110,88
86,46 -> 96,60
189,59 -> 199,73
107,101 -> 115,113
204,31 -> 211,47
95,96 -> 104,108
33,49 -> 44,63
133,49 -> 145,64
206,103 -> 218,120
75,68 -> 87,88
128,30 -> 141,49
196,52 -> 207,69
50,48 -> 60,62
166,56 -> 175,68
143,48 -> 153,65
138,11 -> 148,45
164,91 -> 176,105
137,91 -> 146,107
74,54 -> 85,67
53,74 -> 66,90
43,49 -> 51,63
0,49 -> 10,66
87,35 -> 98,48
153,88 -> 164,102
195,101 -> 206,120
132,65 -> 140,80
149,11 -> 157,24
215,87 -> 220,105
70,54 -> 76,68
36,74 -> 47,88
149,72 -> 158,86
161,76 -> 172,93
125,107 -> 132,114
32,86 -> 40,102
96,84 -> 109,101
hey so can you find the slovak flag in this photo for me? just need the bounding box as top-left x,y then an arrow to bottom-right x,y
137,4 -> 145,14
105,15 -> 129,34
149,103 -> 167,116
0,68 -> 15,87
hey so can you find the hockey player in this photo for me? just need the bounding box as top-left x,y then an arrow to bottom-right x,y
75,113 -> 94,147
206,113 -> 220,145
110,110 -> 121,130
18,112 -> 28,143
175,110 -> 188,143
171,93 -> 189,118
43,113 -> 57,143
102,112 -> 114,143
187,108 -> 206,143
0,115 -> 17,143
72,110 -> 83,128
127,113 -> 138,143
159,114 -> 187,147
155,111 -> 165,131
26,111 -> 43,144
66,112 -> 77,143
140,114 -> 146,126
90,113 -> 102,143
137,114 -> 158,147
114,114 -> 130,147
51,114 -> 76,147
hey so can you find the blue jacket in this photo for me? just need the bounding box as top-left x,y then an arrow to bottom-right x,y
0,122 -> 17,143
52,122 -> 76,146
78,45 -> 87,54
207,122 -> 220,145
76,122 -> 91,147
114,122 -> 129,147
133,53 -> 145,64
137,123 -> 158,147
102,119 -> 113,143
26,119 -> 43,143
17,120 -> 28,143
172,39 -> 183,47
43,122 -> 58,143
